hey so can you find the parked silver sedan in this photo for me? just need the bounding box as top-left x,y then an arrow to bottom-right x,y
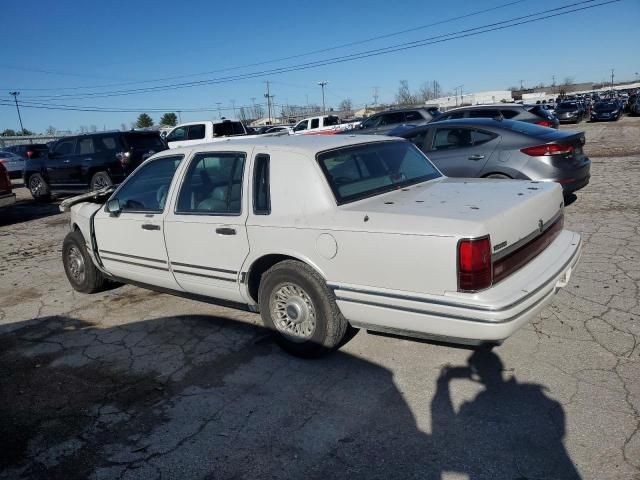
388,118 -> 590,194
0,151 -> 25,179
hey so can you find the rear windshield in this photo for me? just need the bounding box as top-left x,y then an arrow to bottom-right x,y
213,121 -> 246,136
317,141 -> 441,205
594,102 -> 617,111
558,102 -> 577,109
123,134 -> 165,150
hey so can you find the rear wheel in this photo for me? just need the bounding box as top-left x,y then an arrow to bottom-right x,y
28,173 -> 51,201
90,171 -> 113,190
62,231 -> 106,293
258,260 -> 352,357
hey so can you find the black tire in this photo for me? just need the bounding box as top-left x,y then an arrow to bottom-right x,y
62,231 -> 106,294
258,260 -> 351,358
484,173 -> 510,179
90,171 -> 113,190
27,173 -> 51,201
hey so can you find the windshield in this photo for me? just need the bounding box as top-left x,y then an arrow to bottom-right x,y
594,102 -> 617,111
317,141 -> 441,205
124,134 -> 165,150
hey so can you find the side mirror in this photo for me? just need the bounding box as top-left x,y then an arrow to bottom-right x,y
106,198 -> 121,216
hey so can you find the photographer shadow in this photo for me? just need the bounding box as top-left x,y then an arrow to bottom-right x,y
430,349 -> 581,479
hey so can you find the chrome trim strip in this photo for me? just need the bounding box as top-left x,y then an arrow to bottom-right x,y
100,256 -> 169,271
329,238 -> 580,313
170,262 -> 237,275
99,250 -> 166,264
172,269 -> 236,282
337,282 -> 555,325
492,210 -> 563,261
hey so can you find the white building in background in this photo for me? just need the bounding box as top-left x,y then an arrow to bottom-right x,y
432,90 -> 513,109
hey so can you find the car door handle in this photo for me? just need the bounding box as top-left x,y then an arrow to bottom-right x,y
468,154 -> 485,160
216,227 -> 236,235
63,159 -> 71,163
141,224 -> 160,231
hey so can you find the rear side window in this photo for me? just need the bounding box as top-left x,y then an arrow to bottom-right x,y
380,112 -> 404,125
311,118 -> 320,129
77,138 -> 95,155
253,154 -> 270,215
324,116 -> 340,127
470,130 -> 497,145
213,122 -> 245,136
404,111 -> 423,122
432,128 -> 474,150
468,109 -> 500,119
97,136 -> 120,152
187,124 -> 206,140
500,109 -> 519,119
177,152 -> 246,215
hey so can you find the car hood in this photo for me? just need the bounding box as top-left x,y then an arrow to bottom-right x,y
336,177 -> 564,250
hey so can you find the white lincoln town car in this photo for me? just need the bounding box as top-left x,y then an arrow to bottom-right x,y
60,135 -> 581,357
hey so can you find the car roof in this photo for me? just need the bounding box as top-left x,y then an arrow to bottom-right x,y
442,104 -> 525,112
161,134 -> 401,157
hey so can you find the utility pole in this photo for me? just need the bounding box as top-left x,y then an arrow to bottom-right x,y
519,79 -> 524,90
9,91 -> 24,133
216,102 -> 222,119
372,86 -> 379,107
610,68 -> 615,90
264,81 -> 275,124
177,111 -> 182,123
230,99 -> 236,119
318,81 -> 328,114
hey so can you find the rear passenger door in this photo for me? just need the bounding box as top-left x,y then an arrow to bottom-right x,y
424,127 -> 498,177
163,150 -> 250,302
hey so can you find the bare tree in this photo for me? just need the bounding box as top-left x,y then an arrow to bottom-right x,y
395,80 -> 418,105
562,77 -> 574,86
338,98 -> 353,116
120,123 -> 128,131
90,125 -> 97,132
45,126 -> 57,135
79,125 -> 88,133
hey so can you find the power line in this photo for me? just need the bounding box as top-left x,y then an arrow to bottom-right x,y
19,0 -> 614,102
2,0 -> 527,93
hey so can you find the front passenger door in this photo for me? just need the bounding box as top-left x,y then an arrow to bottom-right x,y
94,155 -> 184,289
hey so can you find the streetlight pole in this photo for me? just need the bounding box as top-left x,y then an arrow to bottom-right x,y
610,68 -> 615,91
216,102 -> 222,119
9,91 -> 24,133
318,81 -> 328,114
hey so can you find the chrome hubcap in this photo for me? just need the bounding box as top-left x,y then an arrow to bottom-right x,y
270,283 -> 316,342
67,246 -> 85,283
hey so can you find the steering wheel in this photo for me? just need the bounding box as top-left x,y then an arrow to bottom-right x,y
156,184 -> 169,208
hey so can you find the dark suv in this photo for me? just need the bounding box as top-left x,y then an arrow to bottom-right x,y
434,104 -> 559,128
23,131 -> 166,200
349,107 -> 441,135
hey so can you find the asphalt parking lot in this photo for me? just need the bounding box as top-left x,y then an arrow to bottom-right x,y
1,117 -> 639,480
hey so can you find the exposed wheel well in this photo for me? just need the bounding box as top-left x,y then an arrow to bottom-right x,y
482,172 -> 512,179
247,254 -> 300,303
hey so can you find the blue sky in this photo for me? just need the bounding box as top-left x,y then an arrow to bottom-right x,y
1,0 -> 638,132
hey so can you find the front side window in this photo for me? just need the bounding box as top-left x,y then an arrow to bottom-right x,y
293,120 -> 309,132
468,109 -> 500,119
176,152 -> 246,215
404,111 -> 423,122
317,141 -> 441,205
114,155 -> 183,212
253,154 -> 270,215
360,115 -> 382,129
53,139 -> 75,156
404,129 -> 429,150
379,112 -> 404,126
166,127 -> 187,142
188,124 -> 206,140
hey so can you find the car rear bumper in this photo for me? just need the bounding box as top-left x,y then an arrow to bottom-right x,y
0,192 -> 16,207
330,230 -> 581,345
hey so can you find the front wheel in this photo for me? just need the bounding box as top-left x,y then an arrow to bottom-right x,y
90,171 -> 113,191
62,231 -> 106,293
28,173 -> 51,201
258,260 -> 352,357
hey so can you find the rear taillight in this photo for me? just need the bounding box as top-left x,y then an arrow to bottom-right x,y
458,237 -> 492,292
26,150 -> 34,158
521,144 -> 575,156
536,120 -> 554,127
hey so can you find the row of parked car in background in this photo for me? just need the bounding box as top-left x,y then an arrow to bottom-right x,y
2,87 -> 637,206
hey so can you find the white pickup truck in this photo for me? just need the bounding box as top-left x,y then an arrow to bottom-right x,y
60,135 -> 581,357
164,119 -> 256,149
291,115 -> 360,135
